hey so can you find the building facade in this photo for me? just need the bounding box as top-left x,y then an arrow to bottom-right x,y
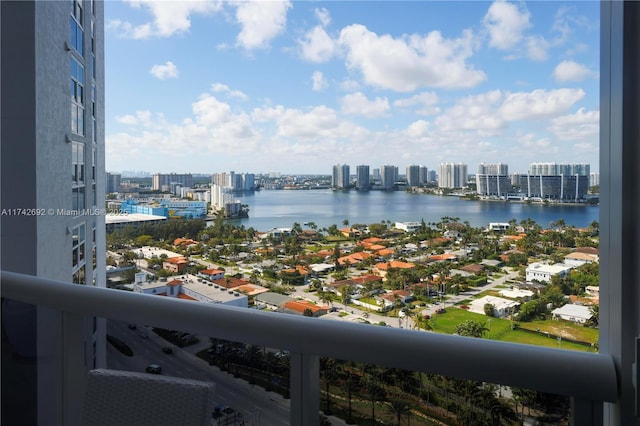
519,174 -> 590,201
406,165 -> 421,187
1,1 -> 106,422
152,173 -> 193,191
355,165 -> 370,190
105,172 -> 121,193
438,163 -> 468,189
332,164 -> 350,189
380,165 -> 398,190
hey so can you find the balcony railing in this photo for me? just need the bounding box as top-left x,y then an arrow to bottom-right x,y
2,270 -> 618,425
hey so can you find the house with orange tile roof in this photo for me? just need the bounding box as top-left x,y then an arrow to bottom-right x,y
428,253 -> 458,262
198,268 -> 225,281
282,300 -> 328,317
212,276 -> 248,289
173,238 -> 198,247
338,251 -> 372,266
339,228 -> 361,238
376,248 -> 395,257
162,256 -> 188,273
374,260 -> 416,279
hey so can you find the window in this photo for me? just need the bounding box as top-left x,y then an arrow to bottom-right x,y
71,141 -> 84,185
72,222 -> 86,273
71,58 -> 85,135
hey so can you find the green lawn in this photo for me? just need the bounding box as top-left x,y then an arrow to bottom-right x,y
427,308 -> 597,352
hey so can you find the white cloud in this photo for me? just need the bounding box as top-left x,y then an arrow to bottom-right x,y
115,110 -> 156,127
393,92 -> 440,115
340,92 -> 390,118
234,1 -> 291,50
499,88 -> 585,121
338,24 -> 486,91
299,26 -> 338,63
548,108 -> 599,140
108,1 -> 221,39
150,61 -> 179,80
115,114 -> 139,125
483,1 -> 531,50
436,90 -> 504,132
311,71 -> 328,91
211,83 -> 248,100
525,35 -> 549,61
405,120 -> 431,138
314,8 -> 331,27
552,60 -> 595,83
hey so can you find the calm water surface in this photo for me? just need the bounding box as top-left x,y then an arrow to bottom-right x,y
225,190 -> 599,231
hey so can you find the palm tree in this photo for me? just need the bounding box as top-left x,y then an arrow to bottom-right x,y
364,378 -> 385,426
340,364 -> 360,424
386,399 -> 411,426
320,357 -> 338,415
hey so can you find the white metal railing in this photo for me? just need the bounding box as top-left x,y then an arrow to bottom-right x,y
2,270 -> 618,425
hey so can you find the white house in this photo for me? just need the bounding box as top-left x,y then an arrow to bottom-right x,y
499,288 -> 534,300
468,296 -> 519,318
395,222 -> 422,232
564,251 -> 599,267
551,304 -> 593,324
526,262 -> 572,283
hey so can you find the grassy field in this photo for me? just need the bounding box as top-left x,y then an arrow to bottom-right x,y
427,308 -> 597,352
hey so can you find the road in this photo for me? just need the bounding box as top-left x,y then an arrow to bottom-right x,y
107,320 -> 291,425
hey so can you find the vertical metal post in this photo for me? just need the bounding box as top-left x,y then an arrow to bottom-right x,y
571,398 -> 603,426
289,352 -> 320,426
61,311 -> 88,426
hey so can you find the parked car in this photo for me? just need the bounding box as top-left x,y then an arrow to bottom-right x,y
145,364 -> 162,374
127,324 -> 137,330
139,331 -> 149,339
161,347 -> 173,354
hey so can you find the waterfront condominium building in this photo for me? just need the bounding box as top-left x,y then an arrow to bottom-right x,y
152,173 -> 193,191
438,163 -> 468,189
356,165 -> 370,190
420,166 -> 429,185
476,163 -> 510,197
1,0 -> 106,422
406,164 -> 421,187
519,174 -> 590,201
380,165 -> 398,190
332,164 -> 350,189
529,162 -> 591,176
477,163 -> 509,175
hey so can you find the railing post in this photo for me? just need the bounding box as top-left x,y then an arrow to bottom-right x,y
60,311 -> 88,426
290,352 -> 319,426
571,398 -> 603,426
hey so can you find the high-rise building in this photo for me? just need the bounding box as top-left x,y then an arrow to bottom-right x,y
406,165 -> 421,187
380,165 -> 398,190
419,166 -> 429,184
372,168 -> 381,182
152,173 -> 193,191
105,172 -> 121,193
1,0 -> 106,421
476,164 -> 510,196
529,162 -> 591,176
519,174 -> 589,201
356,165 -> 370,190
438,163 -> 468,189
478,163 -> 509,175
331,164 -> 350,189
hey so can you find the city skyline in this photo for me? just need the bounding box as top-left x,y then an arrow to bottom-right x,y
105,1 -> 599,175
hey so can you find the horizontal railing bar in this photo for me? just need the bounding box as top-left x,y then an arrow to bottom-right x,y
2,270 -> 618,402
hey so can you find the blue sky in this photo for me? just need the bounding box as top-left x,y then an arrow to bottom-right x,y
105,1 -> 600,176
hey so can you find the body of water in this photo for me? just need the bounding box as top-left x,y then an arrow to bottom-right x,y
224,190 -> 599,231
